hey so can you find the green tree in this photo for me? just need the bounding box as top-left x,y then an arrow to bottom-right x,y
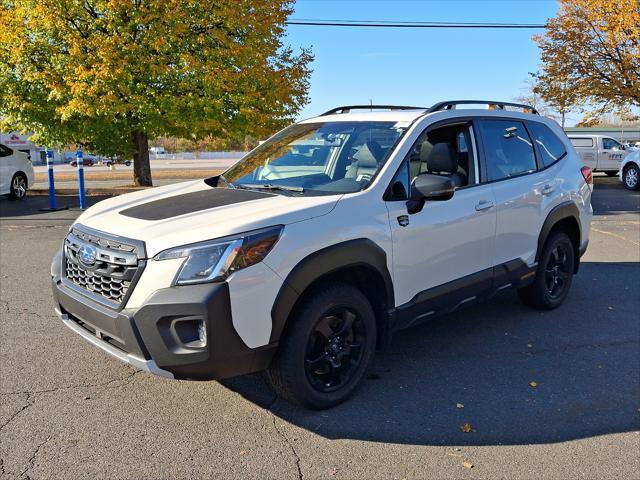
0,0 -> 312,186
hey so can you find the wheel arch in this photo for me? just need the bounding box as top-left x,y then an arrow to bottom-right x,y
270,239 -> 394,348
536,202 -> 581,273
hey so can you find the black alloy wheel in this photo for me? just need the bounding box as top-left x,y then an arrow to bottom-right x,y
304,308 -> 366,393
266,282 -> 376,409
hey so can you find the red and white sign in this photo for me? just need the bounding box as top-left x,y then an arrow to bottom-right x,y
4,133 -> 29,146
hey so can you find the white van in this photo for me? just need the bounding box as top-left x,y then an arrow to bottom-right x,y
568,135 -> 629,176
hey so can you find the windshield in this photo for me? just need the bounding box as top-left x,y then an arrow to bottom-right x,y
222,121 -> 407,194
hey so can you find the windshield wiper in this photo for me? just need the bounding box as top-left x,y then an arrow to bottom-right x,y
236,183 -> 304,193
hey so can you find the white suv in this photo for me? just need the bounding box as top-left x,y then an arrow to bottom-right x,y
51,101 -> 593,408
0,143 -> 34,200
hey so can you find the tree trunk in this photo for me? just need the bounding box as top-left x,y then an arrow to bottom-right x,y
132,131 -> 153,186
561,111 -> 566,129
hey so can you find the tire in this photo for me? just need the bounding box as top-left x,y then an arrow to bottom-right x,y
518,231 -> 575,310
623,163 -> 640,191
266,282 -> 377,409
124,160 -> 131,166
8,172 -> 28,200
604,171 -> 618,177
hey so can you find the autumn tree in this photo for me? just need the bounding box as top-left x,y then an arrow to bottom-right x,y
0,0 -> 312,186
533,0 -> 639,124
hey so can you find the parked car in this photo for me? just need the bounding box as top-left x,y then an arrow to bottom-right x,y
104,157 -> 132,167
0,143 -> 34,200
619,150 -> 640,190
51,100 -> 593,408
568,135 -> 630,176
69,157 -> 94,167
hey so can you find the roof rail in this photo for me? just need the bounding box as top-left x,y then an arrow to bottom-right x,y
428,100 -> 539,115
321,105 -> 428,116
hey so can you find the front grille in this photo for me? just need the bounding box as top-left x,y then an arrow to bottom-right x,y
63,226 -> 143,307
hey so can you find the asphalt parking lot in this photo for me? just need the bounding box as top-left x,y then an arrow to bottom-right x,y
1,176 -> 639,479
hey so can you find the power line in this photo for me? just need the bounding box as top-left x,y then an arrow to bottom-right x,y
286,19 -> 547,28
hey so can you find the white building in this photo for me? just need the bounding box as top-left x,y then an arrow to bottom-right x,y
0,131 -> 64,164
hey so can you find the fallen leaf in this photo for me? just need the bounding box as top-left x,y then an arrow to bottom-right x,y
607,306 -> 614,310
461,423 -> 472,433
328,467 -> 338,476
463,461 -> 474,469
456,403 -> 464,408
239,450 -> 248,456
527,343 -> 533,348
529,381 -> 538,388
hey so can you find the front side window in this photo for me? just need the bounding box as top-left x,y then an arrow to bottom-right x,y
479,120 -> 536,181
602,137 -> 622,150
528,122 -> 567,167
222,121 -> 407,195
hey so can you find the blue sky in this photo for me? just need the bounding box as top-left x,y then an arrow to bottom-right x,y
284,0 -> 570,121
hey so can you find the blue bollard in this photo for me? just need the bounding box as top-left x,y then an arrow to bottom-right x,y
76,150 -> 86,209
46,150 -> 57,210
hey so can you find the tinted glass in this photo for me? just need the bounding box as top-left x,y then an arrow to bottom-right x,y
223,121 -> 406,195
480,120 -> 536,181
528,122 -> 567,167
0,144 -> 12,157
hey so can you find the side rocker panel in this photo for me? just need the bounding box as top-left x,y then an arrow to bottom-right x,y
269,239 -> 394,344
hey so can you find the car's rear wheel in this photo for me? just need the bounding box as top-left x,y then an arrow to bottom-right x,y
518,231 -> 575,310
266,282 -> 376,409
8,172 -> 28,200
623,164 -> 639,190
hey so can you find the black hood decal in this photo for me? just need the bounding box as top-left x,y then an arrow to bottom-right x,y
119,188 -> 274,221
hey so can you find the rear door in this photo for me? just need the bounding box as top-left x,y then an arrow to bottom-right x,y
0,144 -> 14,194
477,119 -> 552,268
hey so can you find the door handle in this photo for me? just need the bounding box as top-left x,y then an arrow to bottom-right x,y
475,200 -> 494,211
541,184 -> 554,196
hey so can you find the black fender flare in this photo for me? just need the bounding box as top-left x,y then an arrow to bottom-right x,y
269,238 -> 394,343
536,201 -> 581,267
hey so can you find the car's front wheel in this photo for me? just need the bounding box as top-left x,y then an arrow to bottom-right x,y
518,231 -> 575,310
8,172 -> 28,200
623,163 -> 640,190
266,282 -> 377,409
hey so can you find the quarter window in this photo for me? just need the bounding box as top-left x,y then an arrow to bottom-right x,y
569,138 -> 594,148
528,122 -> 567,167
0,144 -> 13,157
479,120 -> 536,181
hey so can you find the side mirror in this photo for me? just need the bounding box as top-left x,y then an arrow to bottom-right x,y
406,173 -> 455,214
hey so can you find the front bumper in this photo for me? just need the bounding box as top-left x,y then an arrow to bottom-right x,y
51,250 -> 277,380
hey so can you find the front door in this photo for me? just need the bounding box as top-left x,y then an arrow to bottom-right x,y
600,137 -> 625,171
385,121 -> 497,324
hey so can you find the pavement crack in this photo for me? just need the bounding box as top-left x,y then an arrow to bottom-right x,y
19,435 -> 52,479
1,368 -> 141,398
0,393 -> 33,434
271,413 -> 303,480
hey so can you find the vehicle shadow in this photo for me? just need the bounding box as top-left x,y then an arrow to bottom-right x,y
223,261 -> 640,446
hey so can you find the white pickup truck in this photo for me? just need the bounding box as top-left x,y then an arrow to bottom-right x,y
568,135 -> 630,176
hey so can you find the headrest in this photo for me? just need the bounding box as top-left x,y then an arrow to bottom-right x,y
426,143 -> 457,174
352,141 -> 383,168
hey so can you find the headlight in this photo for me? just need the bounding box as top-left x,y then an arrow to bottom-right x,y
155,226 -> 283,285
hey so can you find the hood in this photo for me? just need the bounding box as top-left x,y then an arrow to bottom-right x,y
75,180 -> 340,257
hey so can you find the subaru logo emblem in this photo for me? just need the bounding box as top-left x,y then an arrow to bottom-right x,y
79,244 -> 97,265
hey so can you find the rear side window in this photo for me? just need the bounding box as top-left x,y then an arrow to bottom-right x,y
528,122 -> 567,167
570,138 -> 593,148
0,144 -> 13,157
479,120 -> 536,181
